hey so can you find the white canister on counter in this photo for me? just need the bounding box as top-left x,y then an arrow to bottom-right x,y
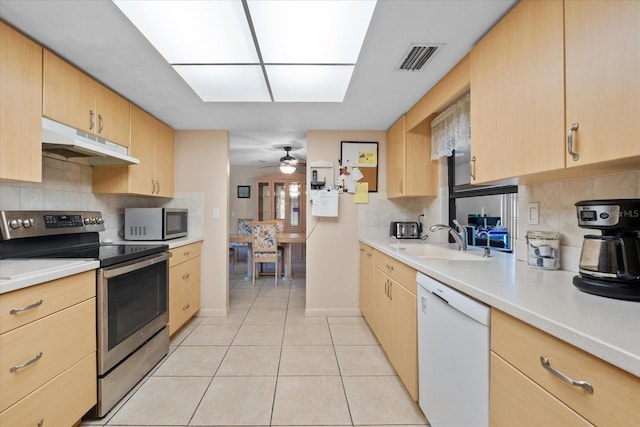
526,231 -> 560,270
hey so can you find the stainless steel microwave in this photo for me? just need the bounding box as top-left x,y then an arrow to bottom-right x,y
124,208 -> 188,240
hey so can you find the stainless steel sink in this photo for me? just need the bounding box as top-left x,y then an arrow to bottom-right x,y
390,244 -> 490,261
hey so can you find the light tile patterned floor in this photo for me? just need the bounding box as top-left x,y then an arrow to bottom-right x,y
81,263 -> 428,427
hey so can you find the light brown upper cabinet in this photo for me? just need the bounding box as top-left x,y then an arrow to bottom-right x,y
564,0 -> 640,167
43,50 -> 130,147
93,105 -> 174,197
0,22 -> 42,183
386,115 -> 437,198
470,0 -> 640,185
470,0 -> 565,184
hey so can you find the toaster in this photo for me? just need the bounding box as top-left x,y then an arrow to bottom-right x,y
390,221 -> 421,239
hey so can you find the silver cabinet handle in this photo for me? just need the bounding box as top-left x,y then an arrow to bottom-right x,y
156,180 -> 160,194
37,419 -> 44,427
10,352 -> 43,373
98,114 -> 104,133
89,110 -> 95,130
567,122 -> 580,161
182,272 -> 190,280
10,299 -> 43,315
182,303 -> 190,311
389,282 -> 392,300
151,179 -> 156,194
540,356 -> 593,394
470,156 -> 476,180
384,279 -> 389,297
183,250 -> 191,256
386,264 -> 394,272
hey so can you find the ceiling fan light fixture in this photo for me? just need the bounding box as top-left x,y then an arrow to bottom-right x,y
280,164 -> 297,174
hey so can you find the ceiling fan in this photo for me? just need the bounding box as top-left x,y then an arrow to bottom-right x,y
279,146 -> 306,174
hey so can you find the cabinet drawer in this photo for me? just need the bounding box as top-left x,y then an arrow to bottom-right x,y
491,352 -> 593,427
491,309 -> 640,426
0,270 -> 95,334
170,242 -> 202,267
0,299 -> 96,411
170,256 -> 201,293
169,283 -> 201,335
0,353 -> 96,427
374,251 -> 416,294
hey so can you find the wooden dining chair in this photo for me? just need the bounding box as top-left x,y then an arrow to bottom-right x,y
251,221 -> 281,286
263,220 -> 285,275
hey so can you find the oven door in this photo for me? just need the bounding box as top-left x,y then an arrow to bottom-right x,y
97,251 -> 170,375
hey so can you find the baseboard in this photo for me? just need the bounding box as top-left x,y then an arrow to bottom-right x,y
197,307 -> 229,317
304,308 -> 363,317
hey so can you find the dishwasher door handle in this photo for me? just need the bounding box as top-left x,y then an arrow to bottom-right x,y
431,291 -> 449,305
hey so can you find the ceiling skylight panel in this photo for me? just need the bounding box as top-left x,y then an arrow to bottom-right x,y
267,65 -> 354,102
113,0 -> 258,64
248,0 -> 377,64
173,65 -> 271,102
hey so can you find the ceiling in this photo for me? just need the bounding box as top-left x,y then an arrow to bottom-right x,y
0,0 -> 516,166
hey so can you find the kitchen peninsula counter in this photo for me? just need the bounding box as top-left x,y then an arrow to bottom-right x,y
360,237 -> 640,378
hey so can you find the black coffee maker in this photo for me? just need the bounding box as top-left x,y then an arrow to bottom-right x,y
573,199 -> 640,301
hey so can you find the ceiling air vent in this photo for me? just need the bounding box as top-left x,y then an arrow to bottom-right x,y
397,43 -> 443,71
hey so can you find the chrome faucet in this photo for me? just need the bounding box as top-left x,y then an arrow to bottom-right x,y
429,222 -> 468,251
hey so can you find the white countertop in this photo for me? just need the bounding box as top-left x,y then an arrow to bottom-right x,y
360,237 -> 640,378
0,258 -> 100,294
0,237 -> 203,295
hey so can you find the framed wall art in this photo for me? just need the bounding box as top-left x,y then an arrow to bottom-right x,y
237,185 -> 251,199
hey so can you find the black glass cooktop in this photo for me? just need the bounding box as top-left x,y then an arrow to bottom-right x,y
0,232 -> 167,267
45,244 -> 169,267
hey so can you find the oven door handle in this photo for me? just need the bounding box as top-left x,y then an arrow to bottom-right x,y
102,252 -> 171,279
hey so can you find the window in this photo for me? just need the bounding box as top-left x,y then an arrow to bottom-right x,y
447,153 -> 518,253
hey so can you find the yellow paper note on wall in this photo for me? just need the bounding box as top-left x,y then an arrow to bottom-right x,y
358,151 -> 377,165
355,182 -> 369,204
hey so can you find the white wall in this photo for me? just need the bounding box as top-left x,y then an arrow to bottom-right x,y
305,130 -> 386,316
228,164 -> 283,234
174,130 -> 230,316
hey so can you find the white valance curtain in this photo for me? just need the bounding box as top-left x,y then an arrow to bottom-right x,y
430,93 -> 471,160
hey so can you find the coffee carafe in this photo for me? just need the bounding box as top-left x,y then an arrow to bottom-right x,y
573,199 -> 640,301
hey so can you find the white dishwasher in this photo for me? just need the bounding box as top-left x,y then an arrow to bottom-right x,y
417,272 -> 490,427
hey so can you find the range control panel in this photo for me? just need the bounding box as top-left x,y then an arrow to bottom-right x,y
0,210 -> 105,240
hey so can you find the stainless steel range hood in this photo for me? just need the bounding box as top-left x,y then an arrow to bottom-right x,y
41,117 -> 139,166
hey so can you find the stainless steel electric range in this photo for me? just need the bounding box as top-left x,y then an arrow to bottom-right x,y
0,210 -> 170,418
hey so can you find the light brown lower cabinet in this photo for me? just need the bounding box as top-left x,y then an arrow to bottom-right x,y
360,247 -> 418,400
491,353 -> 593,426
491,309 -> 640,426
359,243 -> 375,325
0,271 -> 97,426
169,242 -> 202,335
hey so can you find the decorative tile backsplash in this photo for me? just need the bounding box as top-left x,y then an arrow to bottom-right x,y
517,170 -> 640,271
358,169 -> 640,273
0,156 -> 203,241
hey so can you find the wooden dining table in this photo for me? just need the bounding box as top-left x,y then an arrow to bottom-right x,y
229,232 -> 305,280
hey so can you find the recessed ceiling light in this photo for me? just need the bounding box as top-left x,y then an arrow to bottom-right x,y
267,65 -> 355,102
247,0 -> 376,64
173,65 -> 270,102
114,0 -> 377,103
113,0 -> 257,63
